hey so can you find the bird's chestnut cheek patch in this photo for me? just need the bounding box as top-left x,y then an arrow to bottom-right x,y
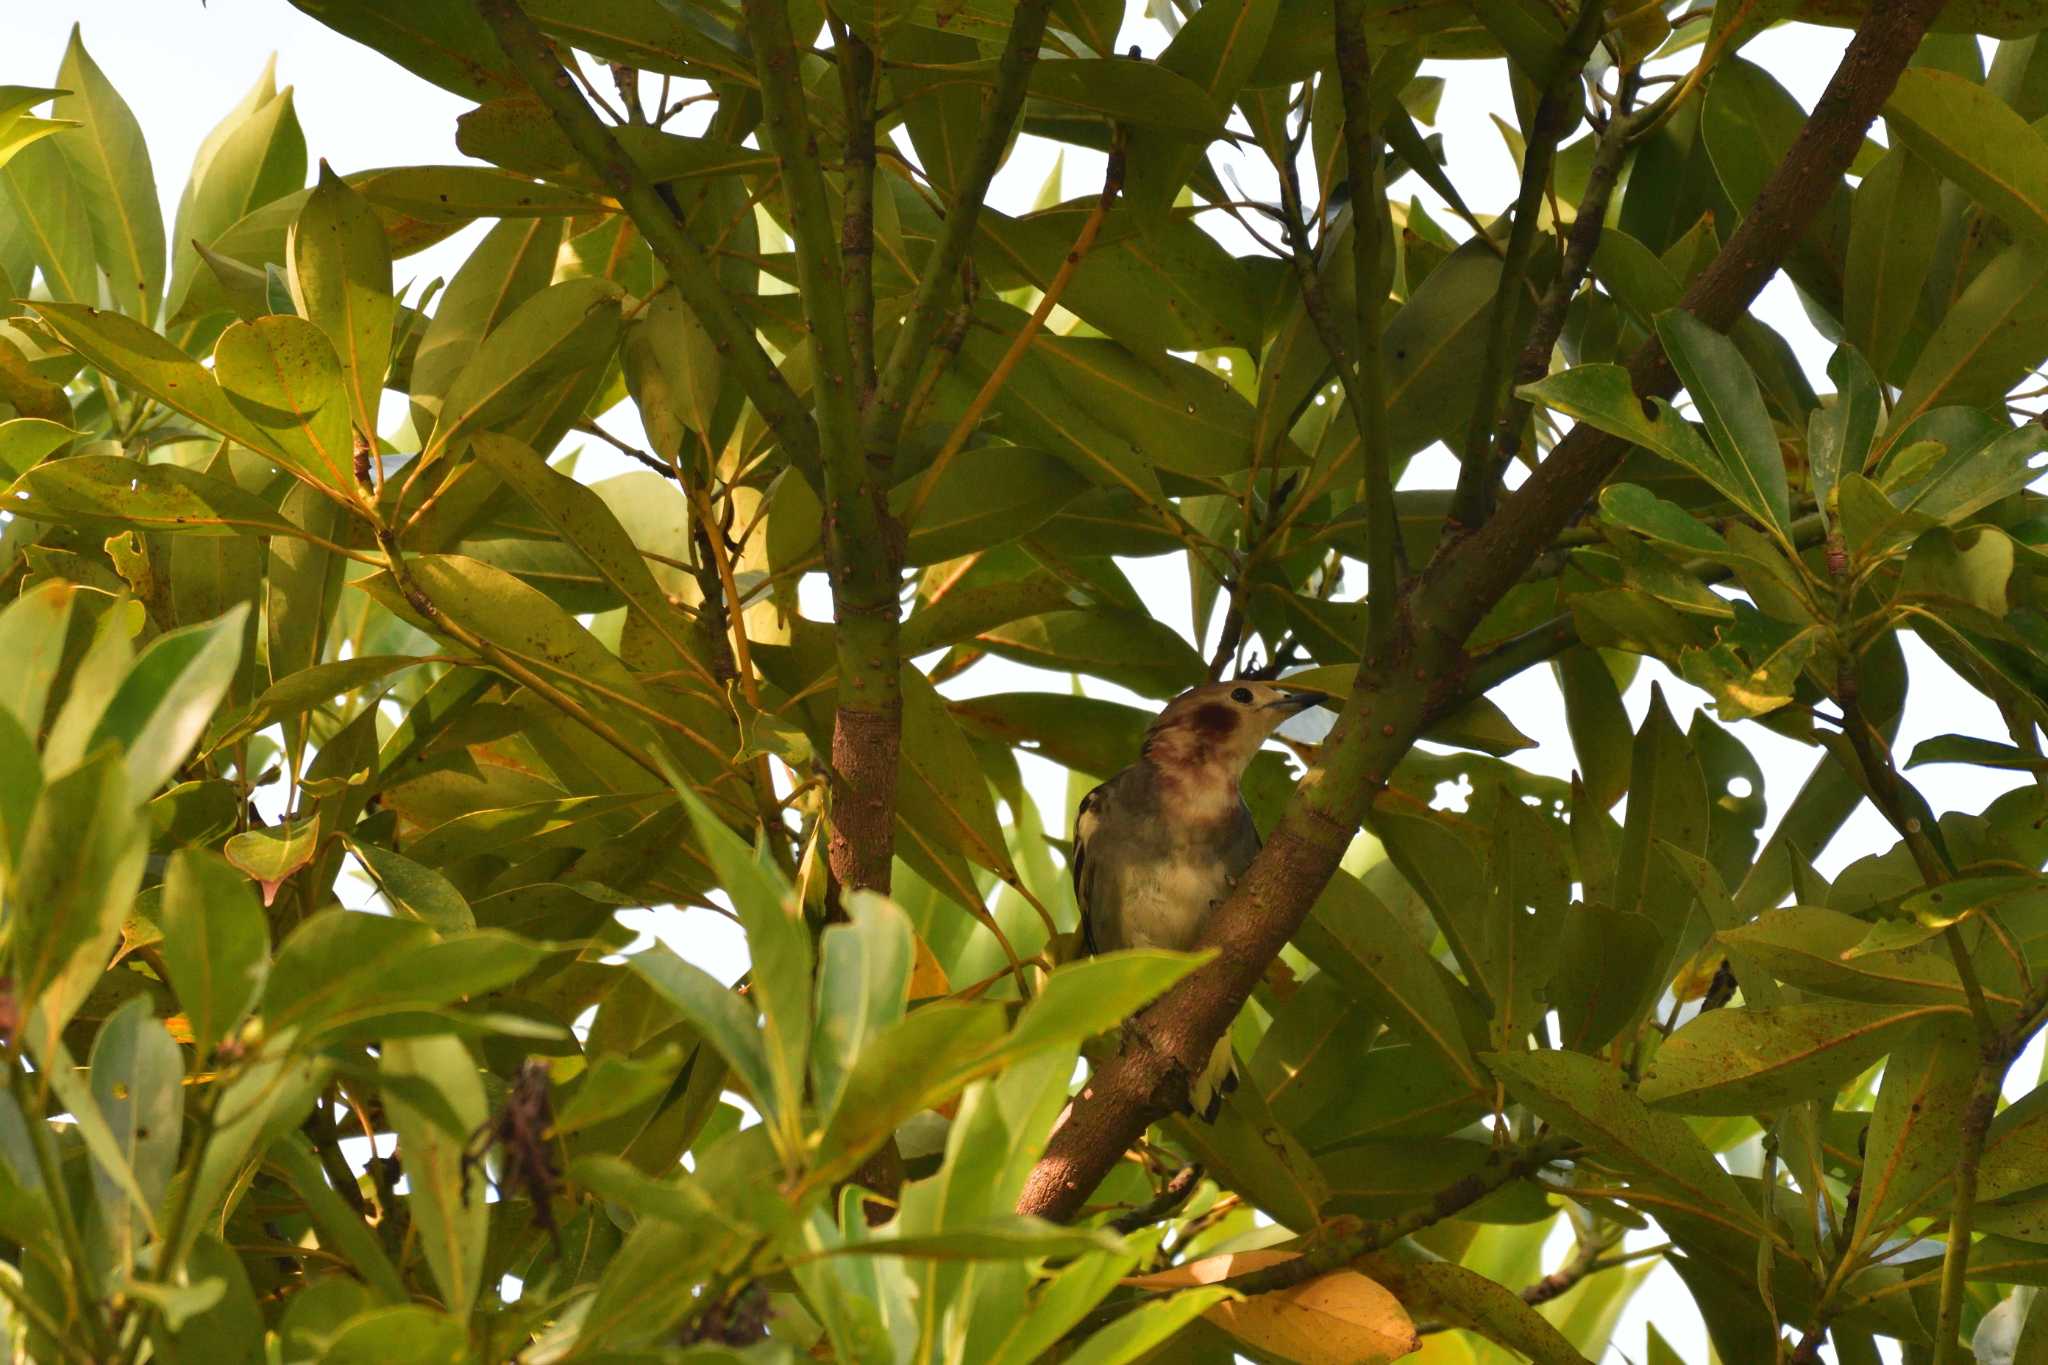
1193,703 -> 1240,738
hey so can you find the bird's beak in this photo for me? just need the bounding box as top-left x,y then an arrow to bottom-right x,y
1266,688 -> 1333,713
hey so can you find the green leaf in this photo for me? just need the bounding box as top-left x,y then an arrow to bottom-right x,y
1023,59 -> 1227,138
87,996 -> 182,1272
0,113 -> 69,178
167,82 -> 305,319
673,784 -> 810,1160
977,1250 -> 1142,1365
1888,243 -> 2048,439
343,837 -> 474,933
1292,869 -> 1483,1091
550,1044 -> 684,1137
1717,907 -> 1986,1008
90,603 -> 249,804
976,609 -> 1206,699
1614,686 -> 1709,954
355,552 -> 669,758
223,817 -> 319,901
1884,67 -> 2048,250
54,27 -> 164,323
421,276 -> 621,466
1640,1002 -> 1968,1114
629,946 -> 777,1142
1122,0 -> 1281,221
1598,483 -> 1736,560
895,446 -> 1092,566
1845,147 -> 1942,377
0,135 -> 95,304
381,1035 -> 487,1318
1003,950 -> 1209,1060
159,849 -> 269,1054
898,665 -> 1018,879
1809,347 -> 1881,517
1553,647 -> 1632,810
3,455 -> 303,538
212,314 -> 360,500
289,162 -> 393,437
1486,1050 -> 1762,1238
10,748 -> 146,1049
317,1305 -> 468,1365
28,303 -> 290,457
1064,1288 -> 1234,1365
1522,365 -> 1729,504
1850,1018 -> 1977,1245
1167,1075 -> 1329,1232
811,893 -> 913,1128
406,216 -> 562,435
839,1215 -> 1125,1262
0,577 -> 77,737
1655,310 -> 1794,538
179,1028 -> 331,1260
975,205 -> 1263,355
467,432 -> 699,667
263,910 -> 546,1039
1549,903 -> 1668,1051
1909,732 -> 2048,771
223,656 -> 415,758
1358,1254 -> 1596,1365
0,416 -> 73,479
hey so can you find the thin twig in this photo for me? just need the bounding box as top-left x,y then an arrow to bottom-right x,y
1448,0 -> 1607,531
1109,1163 -> 1205,1234
903,143 -> 1126,527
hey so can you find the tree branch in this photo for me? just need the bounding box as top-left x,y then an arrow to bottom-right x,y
1332,0 -> 1404,639
1421,0 -> 1947,649
741,3 -> 918,890
1448,0 -> 1606,531
1224,1137 -> 1575,1297
832,21 -> 879,394
1016,0 -> 1949,1225
473,0 -> 821,474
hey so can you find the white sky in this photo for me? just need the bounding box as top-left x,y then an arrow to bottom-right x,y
5,5 -> 2032,1360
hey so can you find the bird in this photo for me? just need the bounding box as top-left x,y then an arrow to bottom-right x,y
1070,679 -> 1334,1121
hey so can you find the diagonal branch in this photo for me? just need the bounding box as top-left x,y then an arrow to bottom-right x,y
473,0 -> 821,474
1016,0 -> 1950,1225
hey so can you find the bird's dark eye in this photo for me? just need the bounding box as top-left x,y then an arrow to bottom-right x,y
1230,687 -> 1254,704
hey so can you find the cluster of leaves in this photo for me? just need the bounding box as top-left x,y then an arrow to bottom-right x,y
7,0 -> 2048,1361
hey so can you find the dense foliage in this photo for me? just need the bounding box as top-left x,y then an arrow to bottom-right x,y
8,0 -> 2048,1360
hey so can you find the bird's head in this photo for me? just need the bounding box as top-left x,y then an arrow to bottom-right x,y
1140,680 -> 1334,780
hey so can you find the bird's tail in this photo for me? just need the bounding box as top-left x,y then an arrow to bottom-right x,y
1191,1035 -> 1239,1123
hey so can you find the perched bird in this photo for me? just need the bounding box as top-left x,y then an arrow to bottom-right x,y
1071,679 -> 1334,1120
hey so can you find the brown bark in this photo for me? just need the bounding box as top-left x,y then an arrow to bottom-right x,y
1016,0 -> 1951,1224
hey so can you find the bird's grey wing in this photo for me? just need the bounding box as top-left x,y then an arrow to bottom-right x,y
1074,780 -> 1109,955
1222,798 -> 1262,881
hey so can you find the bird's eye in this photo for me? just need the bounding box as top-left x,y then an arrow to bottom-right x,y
1230,686 -> 1254,704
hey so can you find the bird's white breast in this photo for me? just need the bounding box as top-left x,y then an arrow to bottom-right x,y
1108,854 -> 1233,952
